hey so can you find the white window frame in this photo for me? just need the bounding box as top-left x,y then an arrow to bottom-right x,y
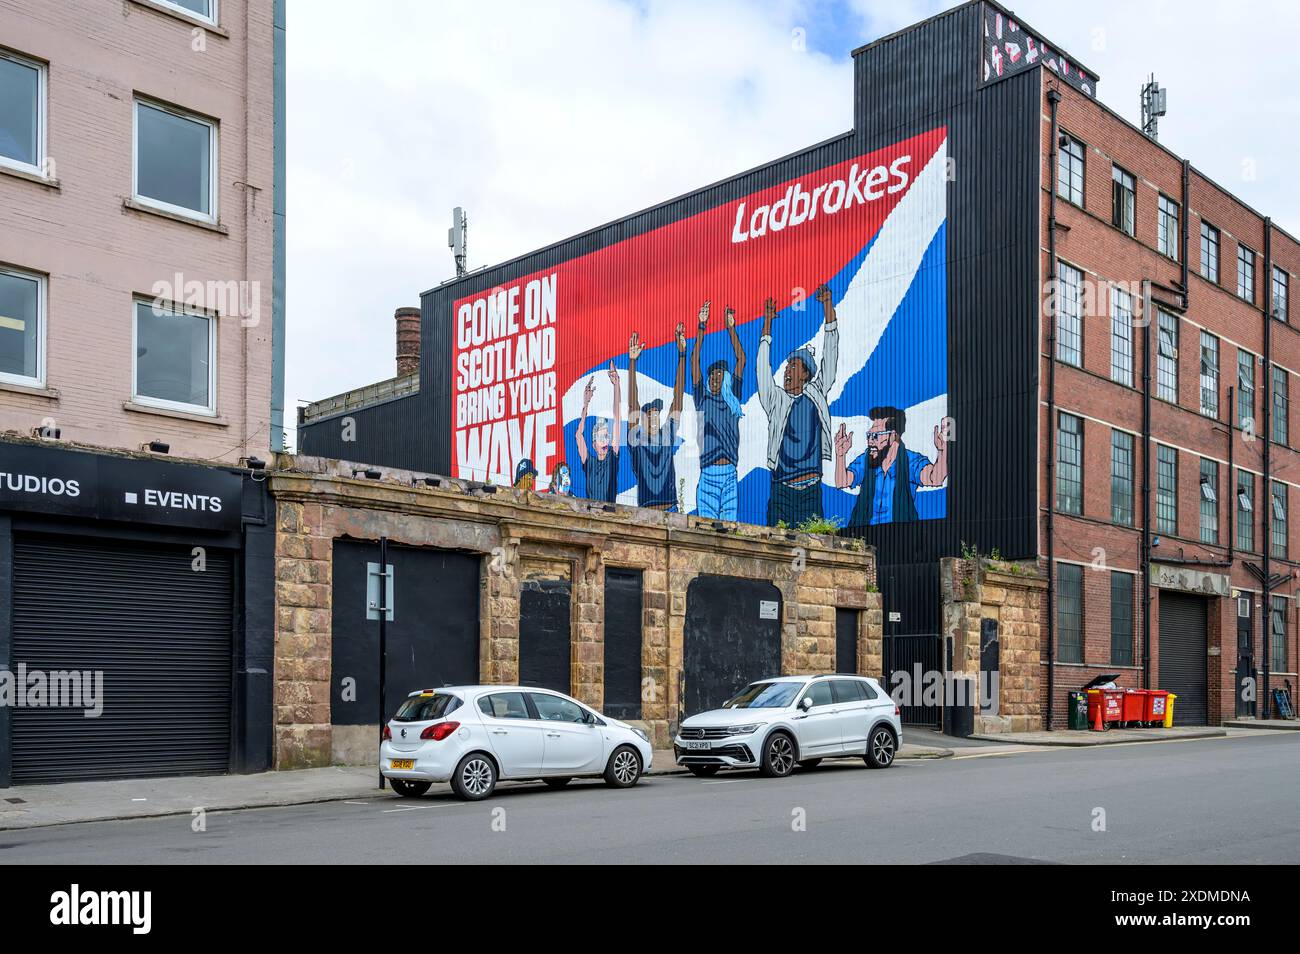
0,47 -> 47,177
132,97 -> 219,224
131,296 -> 217,415
1110,286 -> 1134,386
0,264 -> 46,388
154,0 -> 218,27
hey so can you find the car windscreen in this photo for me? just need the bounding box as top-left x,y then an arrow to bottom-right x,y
393,693 -> 461,722
723,681 -> 804,709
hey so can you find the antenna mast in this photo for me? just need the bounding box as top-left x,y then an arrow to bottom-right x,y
448,207 -> 468,277
1141,74 -> 1167,140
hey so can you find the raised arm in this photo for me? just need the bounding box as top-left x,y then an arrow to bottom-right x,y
919,417 -> 953,486
725,306 -> 745,384
608,362 -> 622,453
576,376 -> 594,464
672,322 -> 686,418
627,333 -> 642,431
834,423 -> 855,488
691,300 -> 709,391
756,296 -> 778,411
813,284 -> 839,394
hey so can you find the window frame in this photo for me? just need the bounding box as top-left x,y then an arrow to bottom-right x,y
1156,444 -> 1178,535
0,263 -> 47,388
1155,310 -> 1179,403
1110,285 -> 1134,386
1237,470 -> 1255,553
1057,563 -> 1084,664
1273,267 -> 1290,323
1237,244 -> 1256,303
1273,366 -> 1289,446
1199,457 -> 1219,545
1110,571 -> 1134,667
1111,165 -> 1136,236
1271,481 -> 1288,560
1199,331 -> 1220,419
1238,349 -> 1255,432
1200,221 -> 1220,284
153,0 -> 219,27
1056,412 -> 1084,516
1271,596 -> 1288,675
1057,133 -> 1085,208
1055,261 -> 1083,367
130,295 -> 218,415
132,96 -> 219,224
1111,429 -> 1134,526
0,47 -> 47,176
1157,194 -> 1179,261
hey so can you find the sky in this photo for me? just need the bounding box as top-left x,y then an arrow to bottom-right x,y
285,0 -> 1300,448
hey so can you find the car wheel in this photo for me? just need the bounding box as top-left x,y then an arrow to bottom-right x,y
760,732 -> 797,778
604,745 -> 642,788
451,753 -> 498,800
543,777 -> 572,788
865,726 -> 897,769
389,778 -> 431,798
686,764 -> 720,777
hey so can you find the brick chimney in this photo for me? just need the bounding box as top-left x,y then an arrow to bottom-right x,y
395,306 -> 420,377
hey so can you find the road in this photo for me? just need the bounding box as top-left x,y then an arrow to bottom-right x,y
2,733 -> 1297,864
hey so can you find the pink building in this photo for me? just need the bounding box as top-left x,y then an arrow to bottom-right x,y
0,0 -> 285,459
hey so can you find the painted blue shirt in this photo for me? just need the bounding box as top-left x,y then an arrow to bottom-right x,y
848,448 -> 929,524
583,447 -> 619,503
628,418 -> 679,508
694,377 -> 742,467
773,394 -> 821,485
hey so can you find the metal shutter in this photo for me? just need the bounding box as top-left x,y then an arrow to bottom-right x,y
11,534 -> 233,783
1158,592 -> 1208,725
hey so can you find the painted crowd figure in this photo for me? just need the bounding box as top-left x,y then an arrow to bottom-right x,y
575,362 -> 621,503
691,300 -> 746,520
626,324 -> 686,511
758,284 -> 839,527
834,406 -> 951,525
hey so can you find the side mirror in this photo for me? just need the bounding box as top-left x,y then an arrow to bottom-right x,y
800,696 -> 814,711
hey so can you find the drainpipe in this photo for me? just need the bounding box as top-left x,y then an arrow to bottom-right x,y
1141,280 -> 1153,689
1045,86 -> 1062,729
1262,218 -> 1274,718
1227,384 -> 1235,566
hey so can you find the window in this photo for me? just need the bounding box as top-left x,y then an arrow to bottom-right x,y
157,0 -> 217,23
1237,471 -> 1255,552
1237,245 -> 1256,302
1199,332 -> 1219,418
477,692 -> 532,720
530,693 -> 587,723
1158,195 -> 1179,260
1111,166 -> 1135,236
1199,458 -> 1219,544
393,693 -> 461,722
0,265 -> 44,387
1111,430 -> 1134,525
133,98 -> 217,221
1056,262 -> 1083,366
806,681 -> 833,707
1200,221 -> 1220,283
1057,412 -> 1083,515
1111,287 -> 1134,385
1057,135 -> 1085,206
1110,572 -> 1134,666
1238,350 -> 1256,432
132,298 -> 215,413
1273,367 -> 1289,445
1271,597 -> 1288,674
1271,481 -> 1288,560
1058,563 -> 1083,664
0,48 -> 44,173
1156,311 -> 1179,402
1156,444 -> 1178,534
831,679 -> 870,703
1274,267 -> 1290,323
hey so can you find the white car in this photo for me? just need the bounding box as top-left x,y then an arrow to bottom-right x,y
674,675 -> 901,778
380,685 -> 653,800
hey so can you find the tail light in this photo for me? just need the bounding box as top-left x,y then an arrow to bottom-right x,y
894,705 -> 901,717
421,721 -> 460,741
382,725 -> 392,740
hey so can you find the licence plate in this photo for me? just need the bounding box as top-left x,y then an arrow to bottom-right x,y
390,759 -> 415,770
683,740 -> 711,750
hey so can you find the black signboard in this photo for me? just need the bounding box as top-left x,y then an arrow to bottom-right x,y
0,442 -> 243,531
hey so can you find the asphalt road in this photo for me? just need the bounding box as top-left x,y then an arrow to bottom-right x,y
2,733 -> 1297,864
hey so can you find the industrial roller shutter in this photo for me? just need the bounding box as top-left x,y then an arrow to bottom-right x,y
11,534 -> 233,783
1158,592 -> 1208,726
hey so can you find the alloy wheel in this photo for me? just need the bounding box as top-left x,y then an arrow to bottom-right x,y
462,758 -> 493,796
872,730 -> 895,766
612,750 -> 639,784
768,735 -> 794,774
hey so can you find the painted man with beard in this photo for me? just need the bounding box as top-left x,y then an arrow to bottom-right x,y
757,284 -> 838,527
834,406 -> 952,525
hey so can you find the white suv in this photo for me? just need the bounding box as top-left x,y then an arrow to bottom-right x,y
674,675 -> 901,778
381,685 -> 653,800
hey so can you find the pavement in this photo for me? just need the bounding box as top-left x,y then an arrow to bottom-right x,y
0,743 -> 954,832
969,725 -> 1227,746
2,731 -> 1296,863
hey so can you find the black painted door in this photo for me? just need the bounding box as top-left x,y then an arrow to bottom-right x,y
331,541 -> 480,724
684,575 -> 782,716
835,608 -> 858,673
1158,591 -> 1208,725
520,577 -> 571,693
603,568 -> 643,719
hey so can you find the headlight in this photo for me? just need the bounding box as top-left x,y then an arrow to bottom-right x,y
632,728 -> 649,742
727,723 -> 764,735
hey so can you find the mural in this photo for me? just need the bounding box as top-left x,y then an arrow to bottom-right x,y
450,127 -> 951,530
981,7 -> 1095,97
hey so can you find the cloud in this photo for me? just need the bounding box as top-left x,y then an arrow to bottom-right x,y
286,0 -> 1299,447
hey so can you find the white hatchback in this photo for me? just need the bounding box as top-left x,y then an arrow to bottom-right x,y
674,675 -> 901,778
380,685 -> 653,800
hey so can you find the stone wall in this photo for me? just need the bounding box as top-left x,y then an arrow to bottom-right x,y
941,556 -> 1045,734
271,454 -> 881,769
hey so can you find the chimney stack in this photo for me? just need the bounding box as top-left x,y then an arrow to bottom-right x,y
395,306 -> 420,377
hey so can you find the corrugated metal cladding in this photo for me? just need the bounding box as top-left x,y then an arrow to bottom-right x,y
297,394 -> 430,469
301,0 -> 1043,634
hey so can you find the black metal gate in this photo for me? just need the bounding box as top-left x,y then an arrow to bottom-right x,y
683,575 -> 782,718
1158,591 -> 1208,725
883,633 -> 943,727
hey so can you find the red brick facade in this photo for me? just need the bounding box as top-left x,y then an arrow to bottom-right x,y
1037,77 -> 1300,726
